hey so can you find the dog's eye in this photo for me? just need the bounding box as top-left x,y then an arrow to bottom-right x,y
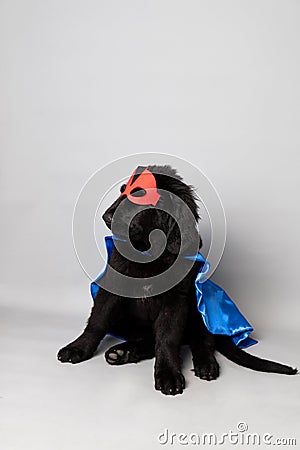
130,187 -> 146,197
120,184 -> 126,193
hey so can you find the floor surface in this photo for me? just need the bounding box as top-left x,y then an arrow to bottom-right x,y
1,286 -> 299,450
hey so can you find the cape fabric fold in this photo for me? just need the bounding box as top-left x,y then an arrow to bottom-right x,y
91,236 -> 257,349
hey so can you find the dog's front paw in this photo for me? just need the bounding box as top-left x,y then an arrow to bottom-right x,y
57,343 -> 93,364
155,369 -> 185,395
194,356 -> 220,381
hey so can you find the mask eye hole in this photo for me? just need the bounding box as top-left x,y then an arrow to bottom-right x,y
120,184 -> 126,193
130,187 -> 146,197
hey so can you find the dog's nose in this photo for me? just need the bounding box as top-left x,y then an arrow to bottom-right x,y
102,212 -> 113,227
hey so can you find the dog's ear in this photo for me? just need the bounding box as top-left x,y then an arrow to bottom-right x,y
166,192 -> 200,254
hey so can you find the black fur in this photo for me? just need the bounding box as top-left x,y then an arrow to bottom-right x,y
58,165 -> 297,395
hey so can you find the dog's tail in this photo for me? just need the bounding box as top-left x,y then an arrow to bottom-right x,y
215,335 -> 297,375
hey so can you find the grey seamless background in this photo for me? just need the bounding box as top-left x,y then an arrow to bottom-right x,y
1,1 -> 300,449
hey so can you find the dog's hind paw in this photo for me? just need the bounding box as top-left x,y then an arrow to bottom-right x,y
105,346 -> 131,365
105,341 -> 142,365
193,356 -> 220,381
105,340 -> 154,365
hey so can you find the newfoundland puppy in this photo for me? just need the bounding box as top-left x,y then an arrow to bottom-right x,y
58,165 -> 296,395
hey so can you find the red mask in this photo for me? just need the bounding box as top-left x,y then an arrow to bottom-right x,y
120,167 -> 161,206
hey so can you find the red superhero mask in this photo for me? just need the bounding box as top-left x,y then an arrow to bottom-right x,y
120,167 -> 161,206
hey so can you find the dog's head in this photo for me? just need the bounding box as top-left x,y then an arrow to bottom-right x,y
102,165 -> 201,255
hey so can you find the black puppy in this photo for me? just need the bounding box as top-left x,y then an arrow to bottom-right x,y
58,165 -> 297,395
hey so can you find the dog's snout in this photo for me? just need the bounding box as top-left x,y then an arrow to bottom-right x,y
130,221 -> 143,236
102,211 -> 113,227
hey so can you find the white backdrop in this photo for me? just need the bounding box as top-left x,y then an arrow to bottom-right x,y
1,1 -> 300,449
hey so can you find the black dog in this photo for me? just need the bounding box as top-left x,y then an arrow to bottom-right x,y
58,165 -> 297,395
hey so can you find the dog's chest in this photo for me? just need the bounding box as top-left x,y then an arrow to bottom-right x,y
126,295 -> 159,322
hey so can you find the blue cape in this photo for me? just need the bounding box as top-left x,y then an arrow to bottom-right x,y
91,236 -> 257,349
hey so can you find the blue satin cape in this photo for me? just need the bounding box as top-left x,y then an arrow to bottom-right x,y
91,236 -> 257,349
